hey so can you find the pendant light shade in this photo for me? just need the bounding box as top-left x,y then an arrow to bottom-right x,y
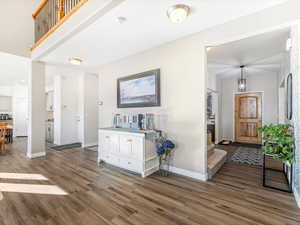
238,65 -> 247,92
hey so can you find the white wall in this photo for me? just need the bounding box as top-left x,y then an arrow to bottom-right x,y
0,97 -> 12,112
99,40 -> 205,176
207,69 -> 217,91
27,61 -> 46,158
0,86 -> 13,96
0,0 -> 40,57
278,53 -> 291,123
98,0 -> 300,178
0,84 -> 29,137
219,72 -> 278,141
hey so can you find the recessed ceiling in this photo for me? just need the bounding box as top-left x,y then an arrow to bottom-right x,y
208,28 -> 290,78
0,52 -> 30,86
41,0 -> 288,69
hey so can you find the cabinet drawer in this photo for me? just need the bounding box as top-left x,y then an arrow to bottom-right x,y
102,154 -> 119,166
120,158 -> 142,173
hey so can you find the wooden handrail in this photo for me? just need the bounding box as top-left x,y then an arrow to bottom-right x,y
31,0 -> 90,50
32,0 -> 49,19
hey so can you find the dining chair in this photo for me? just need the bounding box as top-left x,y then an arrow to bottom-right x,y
0,127 -> 6,153
0,122 -> 8,126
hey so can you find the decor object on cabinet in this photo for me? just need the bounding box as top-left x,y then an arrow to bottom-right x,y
259,124 -> 294,192
117,69 -> 161,108
112,113 -> 155,130
155,136 -> 175,176
286,73 -> 293,120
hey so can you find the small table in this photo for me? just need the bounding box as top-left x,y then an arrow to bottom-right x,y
262,154 -> 292,193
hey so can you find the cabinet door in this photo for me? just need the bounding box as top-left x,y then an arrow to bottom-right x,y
100,132 -> 119,154
131,137 -> 143,160
119,135 -> 132,157
119,135 -> 143,160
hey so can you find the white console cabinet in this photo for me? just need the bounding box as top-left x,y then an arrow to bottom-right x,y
98,128 -> 159,177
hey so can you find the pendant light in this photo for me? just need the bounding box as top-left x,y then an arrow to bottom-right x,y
238,65 -> 247,92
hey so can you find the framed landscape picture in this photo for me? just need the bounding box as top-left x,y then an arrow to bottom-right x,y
117,69 -> 161,108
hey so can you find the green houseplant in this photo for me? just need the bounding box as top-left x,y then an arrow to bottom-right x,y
259,124 -> 294,164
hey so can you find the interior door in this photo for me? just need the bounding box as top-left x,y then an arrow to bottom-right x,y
235,93 -> 262,144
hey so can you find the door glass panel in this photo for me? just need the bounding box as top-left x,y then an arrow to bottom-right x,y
239,97 -> 257,119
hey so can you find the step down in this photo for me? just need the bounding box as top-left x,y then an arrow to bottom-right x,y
208,149 -> 227,179
207,144 -> 215,158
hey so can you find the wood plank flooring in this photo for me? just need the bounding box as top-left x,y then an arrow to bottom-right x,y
0,138 -> 299,225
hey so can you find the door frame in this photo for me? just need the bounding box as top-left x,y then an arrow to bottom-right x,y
233,91 -> 264,143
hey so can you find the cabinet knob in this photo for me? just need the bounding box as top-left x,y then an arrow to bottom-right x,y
128,162 -> 131,165
105,136 -> 110,139
127,139 -> 132,142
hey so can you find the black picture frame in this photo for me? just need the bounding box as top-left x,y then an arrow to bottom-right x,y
117,69 -> 161,108
286,73 -> 293,120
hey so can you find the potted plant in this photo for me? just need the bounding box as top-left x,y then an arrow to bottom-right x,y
259,124 -> 294,164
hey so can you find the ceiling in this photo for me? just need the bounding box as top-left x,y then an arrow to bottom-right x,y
0,0 -> 40,57
208,28 -> 290,78
41,0 -> 288,69
0,52 -> 30,86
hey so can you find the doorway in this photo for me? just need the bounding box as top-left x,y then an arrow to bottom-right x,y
234,92 -> 262,144
206,28 -> 291,179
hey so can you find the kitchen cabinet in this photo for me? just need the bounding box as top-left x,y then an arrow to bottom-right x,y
98,128 -> 159,177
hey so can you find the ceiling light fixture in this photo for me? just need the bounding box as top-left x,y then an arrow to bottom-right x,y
116,16 -> 127,24
69,57 -> 83,66
167,4 -> 190,23
238,65 -> 247,92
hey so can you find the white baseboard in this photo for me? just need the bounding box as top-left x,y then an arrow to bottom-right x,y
27,152 -> 46,159
83,142 -> 98,148
162,165 -> 208,181
293,187 -> 300,208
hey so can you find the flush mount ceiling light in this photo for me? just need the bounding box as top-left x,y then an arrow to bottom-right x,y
206,47 -> 212,52
167,4 -> 190,23
116,16 -> 127,24
69,57 -> 83,66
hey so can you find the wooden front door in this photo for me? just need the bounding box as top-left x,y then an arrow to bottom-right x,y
235,93 -> 262,144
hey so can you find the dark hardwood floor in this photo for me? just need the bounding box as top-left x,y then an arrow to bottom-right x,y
0,138 -> 299,225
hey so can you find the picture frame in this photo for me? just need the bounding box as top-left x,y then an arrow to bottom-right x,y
286,73 -> 293,120
117,69 -> 161,108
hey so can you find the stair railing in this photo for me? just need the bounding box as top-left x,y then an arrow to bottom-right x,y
32,0 -> 88,50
